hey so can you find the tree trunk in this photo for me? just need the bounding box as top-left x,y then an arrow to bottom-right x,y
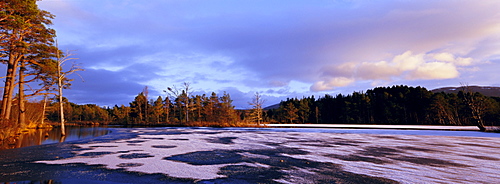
41,95 -> 47,125
185,100 -> 189,123
143,86 -> 148,122
18,61 -> 26,127
165,100 -> 169,123
1,53 -> 20,120
57,52 -> 66,136
58,79 -> 65,136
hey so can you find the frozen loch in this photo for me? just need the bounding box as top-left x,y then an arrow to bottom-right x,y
3,127 -> 500,183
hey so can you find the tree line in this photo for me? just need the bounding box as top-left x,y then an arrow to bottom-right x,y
266,85 -> 500,130
44,85 -> 249,127
40,85 -> 500,131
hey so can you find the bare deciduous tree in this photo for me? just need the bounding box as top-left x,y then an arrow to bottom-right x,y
165,82 -> 191,123
56,49 -> 83,136
460,83 -> 487,131
248,92 -> 265,125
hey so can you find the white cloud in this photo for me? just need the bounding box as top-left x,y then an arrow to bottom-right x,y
432,52 -> 455,62
357,60 -> 400,80
311,77 -> 355,92
408,62 -> 459,80
454,57 -> 474,66
432,52 -> 474,66
313,51 -> 471,91
393,51 -> 424,71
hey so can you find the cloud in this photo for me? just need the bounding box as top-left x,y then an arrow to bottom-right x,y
357,61 -> 400,80
36,0 -> 500,106
321,62 -> 357,78
432,53 -> 455,62
66,69 -> 147,106
313,51 -> 470,91
454,57 -> 474,66
407,62 -> 459,80
432,53 -> 473,66
393,51 -> 424,71
311,77 -> 355,92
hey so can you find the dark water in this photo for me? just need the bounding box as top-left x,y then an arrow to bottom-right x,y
10,126 -> 110,149
5,126 -> 499,150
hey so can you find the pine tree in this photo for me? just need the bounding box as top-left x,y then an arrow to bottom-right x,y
204,92 -> 219,122
283,102 -> 298,123
129,92 -> 147,122
219,92 -> 238,125
297,98 -> 310,123
163,97 -> 171,123
1,0 -> 59,124
192,95 -> 203,122
152,96 -> 164,124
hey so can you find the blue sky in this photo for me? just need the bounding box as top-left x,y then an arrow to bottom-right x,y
36,0 -> 500,108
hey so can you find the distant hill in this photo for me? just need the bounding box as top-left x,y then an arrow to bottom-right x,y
264,103 -> 280,110
431,86 -> 500,97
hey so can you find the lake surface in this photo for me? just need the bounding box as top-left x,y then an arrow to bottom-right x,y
7,125 -> 500,150
1,127 -> 499,183
12,126 -> 110,149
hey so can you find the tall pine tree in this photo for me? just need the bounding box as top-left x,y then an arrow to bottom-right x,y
1,0 -> 59,126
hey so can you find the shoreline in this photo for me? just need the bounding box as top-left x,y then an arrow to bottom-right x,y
262,124 -> 482,131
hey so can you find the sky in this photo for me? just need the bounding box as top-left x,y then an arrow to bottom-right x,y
35,0 -> 500,109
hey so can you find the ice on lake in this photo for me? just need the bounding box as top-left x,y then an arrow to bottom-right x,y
36,127 -> 500,183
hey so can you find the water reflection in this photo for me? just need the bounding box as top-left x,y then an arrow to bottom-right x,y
3,126 -> 110,150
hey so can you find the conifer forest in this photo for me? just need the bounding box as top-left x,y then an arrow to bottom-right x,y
43,85 -> 500,129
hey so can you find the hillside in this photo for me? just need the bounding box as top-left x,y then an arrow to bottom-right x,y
431,86 -> 500,97
264,103 -> 280,110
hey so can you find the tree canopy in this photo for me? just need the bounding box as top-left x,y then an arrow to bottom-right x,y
1,0 -> 59,127
267,85 -> 500,128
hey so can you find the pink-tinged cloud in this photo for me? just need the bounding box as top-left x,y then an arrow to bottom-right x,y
313,51 -> 469,91
311,77 -> 355,92
408,62 -> 459,80
357,61 -> 400,80
431,53 -> 473,66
